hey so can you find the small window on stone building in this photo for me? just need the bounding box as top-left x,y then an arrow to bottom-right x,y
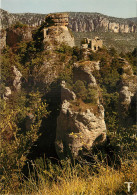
94,46 -> 96,50
98,46 -> 100,50
46,30 -> 49,35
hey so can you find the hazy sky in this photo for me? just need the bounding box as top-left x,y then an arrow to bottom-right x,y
1,0 -> 137,18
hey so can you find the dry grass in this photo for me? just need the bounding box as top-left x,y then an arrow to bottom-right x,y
3,159 -> 136,195
35,161 -> 137,195
70,99 -> 98,113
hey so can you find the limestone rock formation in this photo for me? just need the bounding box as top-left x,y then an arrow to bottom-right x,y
55,62 -> 106,159
73,61 -> 100,87
25,113 -> 35,131
45,13 -> 69,27
13,66 -> 22,91
55,98 -> 106,159
1,9 -> 137,34
6,27 -> 34,47
69,13 -> 137,33
118,59 -> 137,124
3,87 -> 12,100
61,81 -> 76,102
0,29 -> 6,49
0,9 -> 46,29
43,13 -> 75,47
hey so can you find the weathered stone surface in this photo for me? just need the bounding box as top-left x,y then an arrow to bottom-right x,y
44,26 -> 75,47
3,87 -> 12,100
118,59 -> 137,124
6,27 -> 34,47
45,13 -> 69,27
43,13 -> 75,47
56,61 -> 106,159
13,66 -> 22,91
0,9 -> 45,29
55,100 -> 106,159
0,29 -> 6,49
119,86 -> 134,105
1,9 -> 137,33
61,81 -> 76,102
25,113 -> 35,131
69,13 -> 137,33
73,61 -> 100,86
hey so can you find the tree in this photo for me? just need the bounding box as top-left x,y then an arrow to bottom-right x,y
0,92 -> 49,191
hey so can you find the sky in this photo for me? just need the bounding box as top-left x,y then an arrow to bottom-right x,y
1,0 -> 137,18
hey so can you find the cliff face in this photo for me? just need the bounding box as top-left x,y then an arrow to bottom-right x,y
0,9 -> 46,28
1,9 -> 137,34
68,13 -> 137,33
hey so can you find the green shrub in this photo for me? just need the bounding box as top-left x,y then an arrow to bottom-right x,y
0,91 -> 49,190
73,80 -> 87,100
12,21 -> 28,29
85,87 -> 98,104
56,43 -> 73,55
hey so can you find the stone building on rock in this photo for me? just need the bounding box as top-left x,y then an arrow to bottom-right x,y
43,13 -> 75,47
82,37 -> 103,51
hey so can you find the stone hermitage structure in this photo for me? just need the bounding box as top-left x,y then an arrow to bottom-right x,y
82,37 -> 103,51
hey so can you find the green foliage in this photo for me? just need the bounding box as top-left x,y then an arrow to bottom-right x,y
99,57 -> 121,92
72,46 -> 85,61
1,47 -> 22,87
56,43 -> 73,55
102,91 -> 119,132
32,27 -> 44,51
45,17 -> 55,27
12,21 -> 28,29
125,47 -> 137,75
73,80 -> 87,100
108,47 -> 117,56
86,87 -> 98,104
58,66 -> 73,85
73,81 -> 97,104
89,51 -> 100,61
0,91 -> 49,190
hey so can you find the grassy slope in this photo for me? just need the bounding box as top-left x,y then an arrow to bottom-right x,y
73,31 -> 137,53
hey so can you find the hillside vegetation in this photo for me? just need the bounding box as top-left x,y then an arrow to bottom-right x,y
0,22 -> 137,194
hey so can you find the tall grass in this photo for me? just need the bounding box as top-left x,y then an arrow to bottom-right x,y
1,157 -> 137,195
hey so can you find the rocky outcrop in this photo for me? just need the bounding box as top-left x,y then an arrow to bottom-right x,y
118,59 -> 137,124
73,61 -> 100,86
25,113 -> 35,131
45,13 -> 68,26
55,61 -> 106,159
0,9 -> 46,29
55,98 -> 106,159
61,81 -> 76,102
13,66 -> 22,91
0,29 -> 6,49
6,27 -> 34,47
3,87 -> 12,100
44,13 -> 75,47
